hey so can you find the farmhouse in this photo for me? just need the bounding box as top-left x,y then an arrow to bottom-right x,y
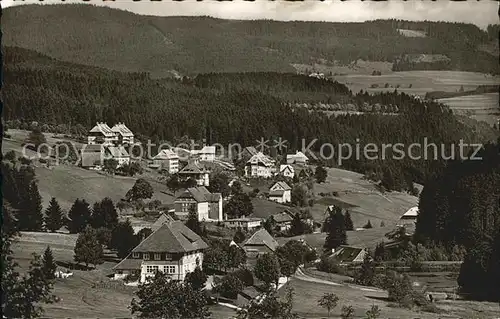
105,146 -> 130,167
244,152 -> 276,178
191,145 -> 216,162
87,122 -> 117,146
111,122 -> 134,145
174,186 -> 223,221
397,206 -> 419,233
268,181 -> 292,204
329,245 -> 367,264
286,151 -> 309,165
278,164 -> 295,178
224,217 -> 262,230
178,160 -> 210,187
269,211 -> 294,231
151,149 -> 179,174
241,228 -> 279,267
113,220 -> 209,283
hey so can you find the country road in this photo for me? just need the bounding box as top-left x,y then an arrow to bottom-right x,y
293,268 -> 385,293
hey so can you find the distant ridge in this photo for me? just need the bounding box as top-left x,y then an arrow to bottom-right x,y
3,4 -> 499,77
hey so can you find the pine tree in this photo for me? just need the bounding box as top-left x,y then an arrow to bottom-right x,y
42,246 -> 57,280
185,205 -> 203,236
44,197 -> 64,232
90,197 -> 118,230
110,219 -> 139,259
67,199 -> 92,234
363,220 -> 373,229
324,208 -> 347,251
17,180 -> 44,231
344,211 -> 354,231
74,226 -> 103,268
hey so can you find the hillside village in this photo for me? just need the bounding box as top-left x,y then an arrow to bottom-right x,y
5,117 -> 499,319
2,3 -> 500,319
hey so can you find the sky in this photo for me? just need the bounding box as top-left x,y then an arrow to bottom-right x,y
1,0 -> 499,29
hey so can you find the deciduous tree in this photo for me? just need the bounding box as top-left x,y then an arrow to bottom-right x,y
110,219 -> 139,259
130,272 -> 210,319
315,165 -> 328,183
318,293 -> 339,317
254,253 -> 280,290
126,178 -> 154,202
74,226 -> 103,268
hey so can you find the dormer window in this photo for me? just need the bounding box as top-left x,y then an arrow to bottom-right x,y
143,253 -> 150,260
132,252 -> 140,259
154,253 -> 162,261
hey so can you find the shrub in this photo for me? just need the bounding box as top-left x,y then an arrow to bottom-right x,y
317,256 -> 344,274
231,268 -> 254,287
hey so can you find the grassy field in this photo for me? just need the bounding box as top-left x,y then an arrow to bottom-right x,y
3,131 -> 175,211
280,278 -> 500,319
438,93 -> 499,126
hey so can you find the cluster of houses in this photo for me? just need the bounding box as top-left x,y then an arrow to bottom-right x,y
242,146 -> 309,179
81,122 -> 135,168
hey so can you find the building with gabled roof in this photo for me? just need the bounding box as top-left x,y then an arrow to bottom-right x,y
244,152 -> 276,178
329,245 -> 367,264
113,220 -> 209,283
88,122 -> 117,146
151,213 -> 176,231
278,164 -> 295,178
178,160 -> 210,186
174,186 -> 223,221
269,211 -> 294,231
239,146 -> 259,161
268,181 -> 292,204
396,206 -> 419,233
111,122 -> 134,145
242,228 -> 279,268
192,145 -> 216,162
286,151 -> 309,165
105,145 -> 130,167
151,149 -> 179,174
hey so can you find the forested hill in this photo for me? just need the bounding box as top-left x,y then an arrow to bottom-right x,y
4,46 -> 499,193
3,4 -> 499,77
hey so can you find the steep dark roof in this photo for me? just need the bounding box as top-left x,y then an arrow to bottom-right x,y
271,211 -> 293,223
151,213 -> 175,231
132,221 -> 208,253
179,161 -> 208,174
331,245 -> 365,263
243,228 -> 279,252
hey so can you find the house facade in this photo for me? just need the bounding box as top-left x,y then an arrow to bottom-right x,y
151,149 -> 179,174
225,217 -> 262,230
286,151 -> 309,165
174,187 -> 223,221
269,211 -> 294,231
87,122 -> 118,146
244,152 -> 276,178
113,221 -> 209,283
278,165 -> 295,178
178,160 -> 210,186
105,146 -> 130,167
268,181 -> 292,204
192,146 -> 216,162
111,123 -> 134,145
241,228 -> 279,268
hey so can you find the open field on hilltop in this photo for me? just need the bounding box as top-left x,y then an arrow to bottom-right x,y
280,277 -> 500,319
334,71 -> 499,97
438,93 -> 499,126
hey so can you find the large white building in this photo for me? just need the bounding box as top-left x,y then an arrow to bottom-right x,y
87,122 -> 118,146
268,181 -> 292,204
151,149 -> 179,174
111,123 -> 135,145
174,187 -> 223,221
244,152 -> 276,178
113,220 -> 209,283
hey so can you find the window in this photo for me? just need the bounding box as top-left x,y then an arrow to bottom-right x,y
143,253 -> 150,260
132,252 -> 140,259
146,265 -> 159,273
154,253 -> 162,261
163,265 -> 176,274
